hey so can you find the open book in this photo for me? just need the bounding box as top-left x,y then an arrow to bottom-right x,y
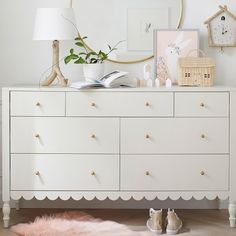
70,70 -> 137,89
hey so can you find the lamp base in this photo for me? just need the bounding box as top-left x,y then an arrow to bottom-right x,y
41,66 -> 68,87
41,40 -> 68,87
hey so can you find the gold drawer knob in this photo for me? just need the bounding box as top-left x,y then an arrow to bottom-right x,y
36,102 -> 41,107
91,134 -> 96,139
200,103 -> 205,107
146,134 -> 150,139
35,134 -> 40,138
35,171 -> 40,176
145,171 -> 150,176
201,134 -> 206,139
200,171 -> 205,176
145,102 -> 150,107
91,102 -> 96,107
91,171 -> 96,176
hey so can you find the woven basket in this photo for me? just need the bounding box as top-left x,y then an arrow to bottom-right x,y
177,50 -> 215,87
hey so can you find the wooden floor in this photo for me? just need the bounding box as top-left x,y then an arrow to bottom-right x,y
0,209 -> 236,235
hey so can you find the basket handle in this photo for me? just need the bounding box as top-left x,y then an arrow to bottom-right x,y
186,49 -> 206,57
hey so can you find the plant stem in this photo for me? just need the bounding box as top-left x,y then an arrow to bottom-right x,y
106,40 -> 125,57
62,14 -> 89,55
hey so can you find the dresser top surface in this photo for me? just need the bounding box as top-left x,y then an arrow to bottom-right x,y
2,85 -> 236,92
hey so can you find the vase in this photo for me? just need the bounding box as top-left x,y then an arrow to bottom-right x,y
83,63 -> 105,81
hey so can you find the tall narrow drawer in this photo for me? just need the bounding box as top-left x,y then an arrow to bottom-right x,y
66,92 -> 173,117
11,117 -> 119,153
11,154 -> 119,191
121,118 -> 229,154
175,92 -> 229,117
121,155 -> 229,191
11,92 -> 65,116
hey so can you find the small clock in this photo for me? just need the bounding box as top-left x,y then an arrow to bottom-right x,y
204,5 -> 236,48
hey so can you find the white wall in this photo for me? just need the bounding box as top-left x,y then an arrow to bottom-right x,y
0,0 -> 235,209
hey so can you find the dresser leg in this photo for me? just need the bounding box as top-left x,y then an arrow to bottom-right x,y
15,200 -> 20,211
3,201 -> 10,228
229,203 -> 236,227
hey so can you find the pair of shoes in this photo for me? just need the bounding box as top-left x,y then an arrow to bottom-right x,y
146,208 -> 182,235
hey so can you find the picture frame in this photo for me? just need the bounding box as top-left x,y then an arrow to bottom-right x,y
127,8 -> 169,51
154,29 -> 199,85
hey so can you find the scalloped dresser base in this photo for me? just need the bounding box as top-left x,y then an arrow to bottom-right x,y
10,191 -> 230,201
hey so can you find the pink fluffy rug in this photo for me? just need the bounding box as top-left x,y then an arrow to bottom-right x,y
11,211 -> 152,236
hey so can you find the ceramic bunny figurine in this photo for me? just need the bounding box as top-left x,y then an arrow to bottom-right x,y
140,64 -> 152,87
165,32 -> 191,84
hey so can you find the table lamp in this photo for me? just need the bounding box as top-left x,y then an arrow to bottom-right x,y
33,8 -> 77,86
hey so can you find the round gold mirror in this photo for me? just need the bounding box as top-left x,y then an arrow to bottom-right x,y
71,0 -> 183,64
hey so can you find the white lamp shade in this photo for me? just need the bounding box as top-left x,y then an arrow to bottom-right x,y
33,8 -> 77,40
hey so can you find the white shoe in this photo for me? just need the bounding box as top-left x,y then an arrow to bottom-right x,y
146,208 -> 163,234
166,209 -> 182,235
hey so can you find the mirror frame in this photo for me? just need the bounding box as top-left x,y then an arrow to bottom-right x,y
70,0 -> 184,64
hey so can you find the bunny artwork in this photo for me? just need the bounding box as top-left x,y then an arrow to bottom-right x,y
165,32 -> 191,84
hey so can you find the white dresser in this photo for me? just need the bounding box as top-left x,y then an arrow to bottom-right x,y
2,86 -> 236,228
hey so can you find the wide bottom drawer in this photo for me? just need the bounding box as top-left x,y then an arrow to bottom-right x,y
121,155 -> 229,191
11,154 -> 119,191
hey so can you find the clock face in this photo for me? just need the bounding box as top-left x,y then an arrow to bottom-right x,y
210,13 -> 236,46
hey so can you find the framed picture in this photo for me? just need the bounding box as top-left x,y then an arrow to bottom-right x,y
127,8 -> 169,51
154,29 -> 199,85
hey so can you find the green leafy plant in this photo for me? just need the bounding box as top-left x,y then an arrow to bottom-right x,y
64,36 -> 122,64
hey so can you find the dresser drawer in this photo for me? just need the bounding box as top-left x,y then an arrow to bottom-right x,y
66,92 -> 173,117
121,155 -> 229,191
11,117 -> 119,153
121,118 -> 229,154
11,92 -> 65,116
11,154 -> 119,191
175,92 -> 229,117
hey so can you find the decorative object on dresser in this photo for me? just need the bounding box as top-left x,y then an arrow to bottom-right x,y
204,5 -> 236,51
177,50 -> 215,87
154,29 -> 199,85
64,35 -> 123,81
33,8 -> 77,87
70,70 -> 137,89
2,86 -> 236,229
139,64 -> 152,87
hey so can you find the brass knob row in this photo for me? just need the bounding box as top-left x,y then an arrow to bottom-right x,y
35,133 -> 207,140
35,170 -> 205,177
35,171 -> 97,176
35,134 -> 97,139
91,102 -> 151,107
145,171 -> 205,176
145,134 -> 206,139
37,101 -> 205,109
